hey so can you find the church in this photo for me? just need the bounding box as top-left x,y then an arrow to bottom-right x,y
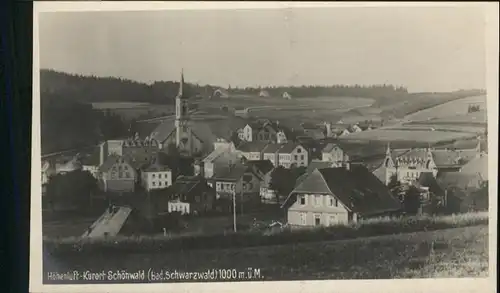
149,71 -> 205,157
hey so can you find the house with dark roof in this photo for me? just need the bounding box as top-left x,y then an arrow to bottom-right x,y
262,143 -> 284,166
163,176 -> 216,215
237,141 -> 269,161
99,155 -> 138,193
245,160 -> 276,203
211,162 -> 262,210
277,142 -> 308,168
140,158 -> 173,191
282,166 -> 401,226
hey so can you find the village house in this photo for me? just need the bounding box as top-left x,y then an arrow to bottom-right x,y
282,166 -> 401,227
140,158 -> 173,191
211,162 -> 262,210
262,143 -> 284,166
277,142 -> 308,168
99,137 -> 160,167
163,176 -> 216,215
245,160 -> 276,203
282,92 -> 292,100
237,141 -> 268,161
321,143 -> 350,167
259,90 -> 270,97
241,120 -> 289,143
198,147 -> 244,179
99,155 -> 138,193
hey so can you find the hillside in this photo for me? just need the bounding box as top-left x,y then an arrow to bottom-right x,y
40,69 -> 219,104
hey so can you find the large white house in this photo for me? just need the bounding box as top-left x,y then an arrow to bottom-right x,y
277,143 -> 308,168
140,160 -> 173,191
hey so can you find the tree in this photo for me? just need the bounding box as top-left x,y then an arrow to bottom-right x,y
403,185 -> 421,215
269,166 -> 305,203
44,170 -> 98,212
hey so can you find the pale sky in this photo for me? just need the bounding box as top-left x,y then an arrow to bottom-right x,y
38,6 -> 486,92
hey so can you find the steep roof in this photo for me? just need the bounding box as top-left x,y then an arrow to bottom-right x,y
169,176 -> 213,202
284,166 -> 401,216
99,155 -> 133,172
322,143 -> 340,153
246,160 -> 274,175
141,160 -> 170,172
431,149 -> 476,168
79,147 -> 101,166
460,154 -> 488,179
212,162 -> 251,181
262,143 -> 284,154
437,172 -> 485,190
237,141 -> 269,153
277,142 -> 302,154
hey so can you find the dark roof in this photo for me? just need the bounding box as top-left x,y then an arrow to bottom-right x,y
99,155 -> 133,172
212,163 -> 251,181
437,172 -> 485,191
79,147 -> 100,166
237,141 -> 269,152
262,143 -> 284,154
322,143 -> 340,153
284,166 -> 401,216
277,142 -> 302,154
141,160 -> 171,172
246,160 -> 274,175
170,176 -> 213,202
416,172 -> 443,195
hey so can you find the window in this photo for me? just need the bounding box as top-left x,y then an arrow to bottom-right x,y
297,148 -> 302,153
124,166 -> 128,171
159,181 -> 162,186
159,174 -> 162,179
314,194 -> 321,206
152,182 -> 156,186
294,155 -> 298,160
152,174 -> 156,178
329,214 -> 337,226
164,180 -> 169,186
125,172 -> 130,178
314,214 -> 321,226
328,196 -> 334,207
300,155 -> 304,160
300,195 -> 306,205
300,212 -> 307,225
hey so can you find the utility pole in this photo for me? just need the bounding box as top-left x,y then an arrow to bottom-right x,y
233,189 -> 237,232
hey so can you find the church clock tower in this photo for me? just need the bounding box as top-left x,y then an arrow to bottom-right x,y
175,70 -> 192,153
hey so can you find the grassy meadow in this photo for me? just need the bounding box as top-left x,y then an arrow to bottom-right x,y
44,223 -> 488,281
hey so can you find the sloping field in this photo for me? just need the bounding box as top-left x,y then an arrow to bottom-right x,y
44,225 -> 488,281
405,95 -> 486,122
338,129 -> 477,143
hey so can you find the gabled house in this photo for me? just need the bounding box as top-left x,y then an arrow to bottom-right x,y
242,120 -> 289,143
277,142 -> 308,168
245,160 -> 276,203
99,155 -> 138,193
350,124 -> 363,133
211,162 -> 262,207
165,176 -> 216,215
321,143 -> 349,167
282,166 -> 401,227
199,147 -> 244,178
140,158 -> 173,191
262,143 -> 284,166
237,141 -> 269,161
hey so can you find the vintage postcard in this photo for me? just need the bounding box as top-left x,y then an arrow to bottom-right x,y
30,2 -> 498,293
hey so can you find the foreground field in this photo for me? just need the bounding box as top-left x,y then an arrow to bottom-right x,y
44,225 -> 488,281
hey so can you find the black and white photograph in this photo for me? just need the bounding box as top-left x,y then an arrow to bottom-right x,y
31,2 -> 497,293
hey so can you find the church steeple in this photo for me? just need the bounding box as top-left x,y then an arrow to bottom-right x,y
177,69 -> 187,99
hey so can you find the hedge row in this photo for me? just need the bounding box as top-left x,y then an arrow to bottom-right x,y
44,212 -> 488,256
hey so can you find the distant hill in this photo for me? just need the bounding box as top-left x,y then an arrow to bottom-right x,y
40,69 -> 219,104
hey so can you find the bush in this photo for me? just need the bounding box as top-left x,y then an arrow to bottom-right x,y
44,212 -> 488,257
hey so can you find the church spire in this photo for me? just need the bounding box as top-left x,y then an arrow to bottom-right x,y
177,69 -> 186,99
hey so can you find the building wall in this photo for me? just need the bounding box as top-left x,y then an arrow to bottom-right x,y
290,145 -> 308,167
242,151 -> 262,161
103,179 -> 135,193
287,193 -> 350,226
243,125 -> 253,142
83,165 -> 99,179
321,147 -> 344,163
141,170 -> 172,191
168,201 -> 190,214
263,153 -> 278,166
